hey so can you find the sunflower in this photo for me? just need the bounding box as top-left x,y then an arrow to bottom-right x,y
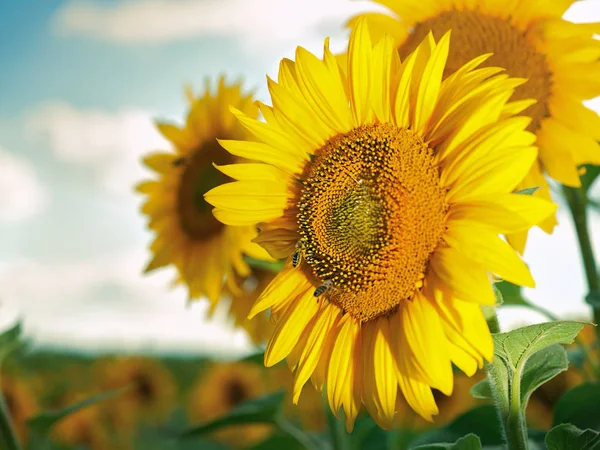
351,0 -> 600,252
52,393 -> 111,450
1,374 -> 38,444
94,356 -> 176,431
137,77 -> 272,312
187,361 -> 272,446
205,21 -> 557,431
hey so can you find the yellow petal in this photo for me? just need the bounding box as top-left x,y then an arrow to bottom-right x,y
348,18 -> 373,126
248,266 -> 309,317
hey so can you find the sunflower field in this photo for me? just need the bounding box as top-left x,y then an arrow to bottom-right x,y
1,0 -> 600,449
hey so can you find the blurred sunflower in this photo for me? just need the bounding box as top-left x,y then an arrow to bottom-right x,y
52,393 -> 111,450
1,374 -> 38,443
225,269 -> 276,344
94,356 -> 176,431
137,77 -> 272,313
351,0 -> 600,252
205,21 -> 556,430
187,361 -> 272,446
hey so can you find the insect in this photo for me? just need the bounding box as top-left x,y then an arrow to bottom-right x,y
292,242 -> 302,268
172,157 -> 187,167
314,280 -> 333,297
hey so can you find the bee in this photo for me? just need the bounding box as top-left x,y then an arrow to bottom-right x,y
292,242 -> 302,268
172,157 -> 187,167
314,280 -> 333,297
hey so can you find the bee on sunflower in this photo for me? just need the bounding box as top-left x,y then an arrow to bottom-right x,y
187,361 -> 272,446
350,0 -> 600,252
205,20 -> 557,430
137,77 -> 274,340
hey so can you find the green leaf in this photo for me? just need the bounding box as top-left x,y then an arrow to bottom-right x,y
410,405 -> 503,447
470,379 -> 492,400
554,383 -> 600,431
493,322 -> 584,373
515,187 -> 541,196
27,386 -> 132,432
520,344 -> 569,408
412,434 -> 482,449
0,322 -> 21,348
494,281 -> 528,307
243,256 -> 285,274
178,391 -> 285,440
581,164 -> 600,193
241,350 -> 266,366
247,434 -> 306,450
546,423 -> 600,450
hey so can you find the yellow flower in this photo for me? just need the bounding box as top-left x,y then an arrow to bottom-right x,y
52,393 -> 111,450
187,361 -> 272,446
351,0 -> 600,252
1,374 -> 38,444
205,21 -> 556,431
137,77 -> 272,311
94,356 -> 176,430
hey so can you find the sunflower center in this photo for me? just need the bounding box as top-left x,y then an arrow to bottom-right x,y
177,141 -> 233,239
297,123 -> 448,322
226,379 -> 247,408
399,9 -> 552,131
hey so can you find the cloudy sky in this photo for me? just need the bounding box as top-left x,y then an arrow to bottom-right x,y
0,0 -> 599,356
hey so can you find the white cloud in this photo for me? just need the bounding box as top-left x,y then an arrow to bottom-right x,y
0,146 -> 46,221
25,101 -> 170,196
0,249 -> 254,356
51,0 -> 377,50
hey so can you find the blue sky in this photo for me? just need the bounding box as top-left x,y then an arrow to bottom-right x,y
0,0 -> 599,354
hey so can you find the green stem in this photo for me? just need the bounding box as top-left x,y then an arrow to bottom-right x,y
0,391 -> 21,450
325,407 -> 350,450
275,416 -> 319,450
505,367 -> 528,450
563,186 -> 600,356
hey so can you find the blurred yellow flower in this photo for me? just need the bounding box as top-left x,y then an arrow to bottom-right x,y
225,269 -> 276,344
52,393 -> 111,450
351,0 -> 600,252
187,361 -> 272,447
94,356 -> 176,431
205,21 -> 556,431
137,76 -> 272,314
1,374 -> 38,444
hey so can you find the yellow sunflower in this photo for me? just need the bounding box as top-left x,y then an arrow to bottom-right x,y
94,356 -> 176,430
187,361 -> 272,446
205,21 -> 556,431
351,0 -> 600,251
137,77 -> 272,311
1,374 -> 38,444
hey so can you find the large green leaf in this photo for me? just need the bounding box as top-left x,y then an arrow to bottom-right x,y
553,383 -> 600,431
412,434 -> 482,450
410,405 -> 503,448
546,423 -> 600,450
493,322 -> 584,374
520,344 -> 569,408
27,386 -> 132,432
178,391 -> 285,440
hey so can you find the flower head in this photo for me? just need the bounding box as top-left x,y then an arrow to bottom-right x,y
350,0 -> 600,251
205,21 -> 556,430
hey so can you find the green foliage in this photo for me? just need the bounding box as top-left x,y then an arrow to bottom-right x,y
410,405 -> 503,448
494,281 -> 529,308
469,379 -> 491,400
546,423 -> 600,450
581,164 -> 600,193
178,391 -> 285,440
247,434 -> 306,450
554,383 -> 600,431
520,344 -> 569,408
412,434 -> 482,450
27,386 -> 132,433
243,256 -> 285,273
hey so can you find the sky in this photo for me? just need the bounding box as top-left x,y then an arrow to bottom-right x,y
0,0 -> 599,356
